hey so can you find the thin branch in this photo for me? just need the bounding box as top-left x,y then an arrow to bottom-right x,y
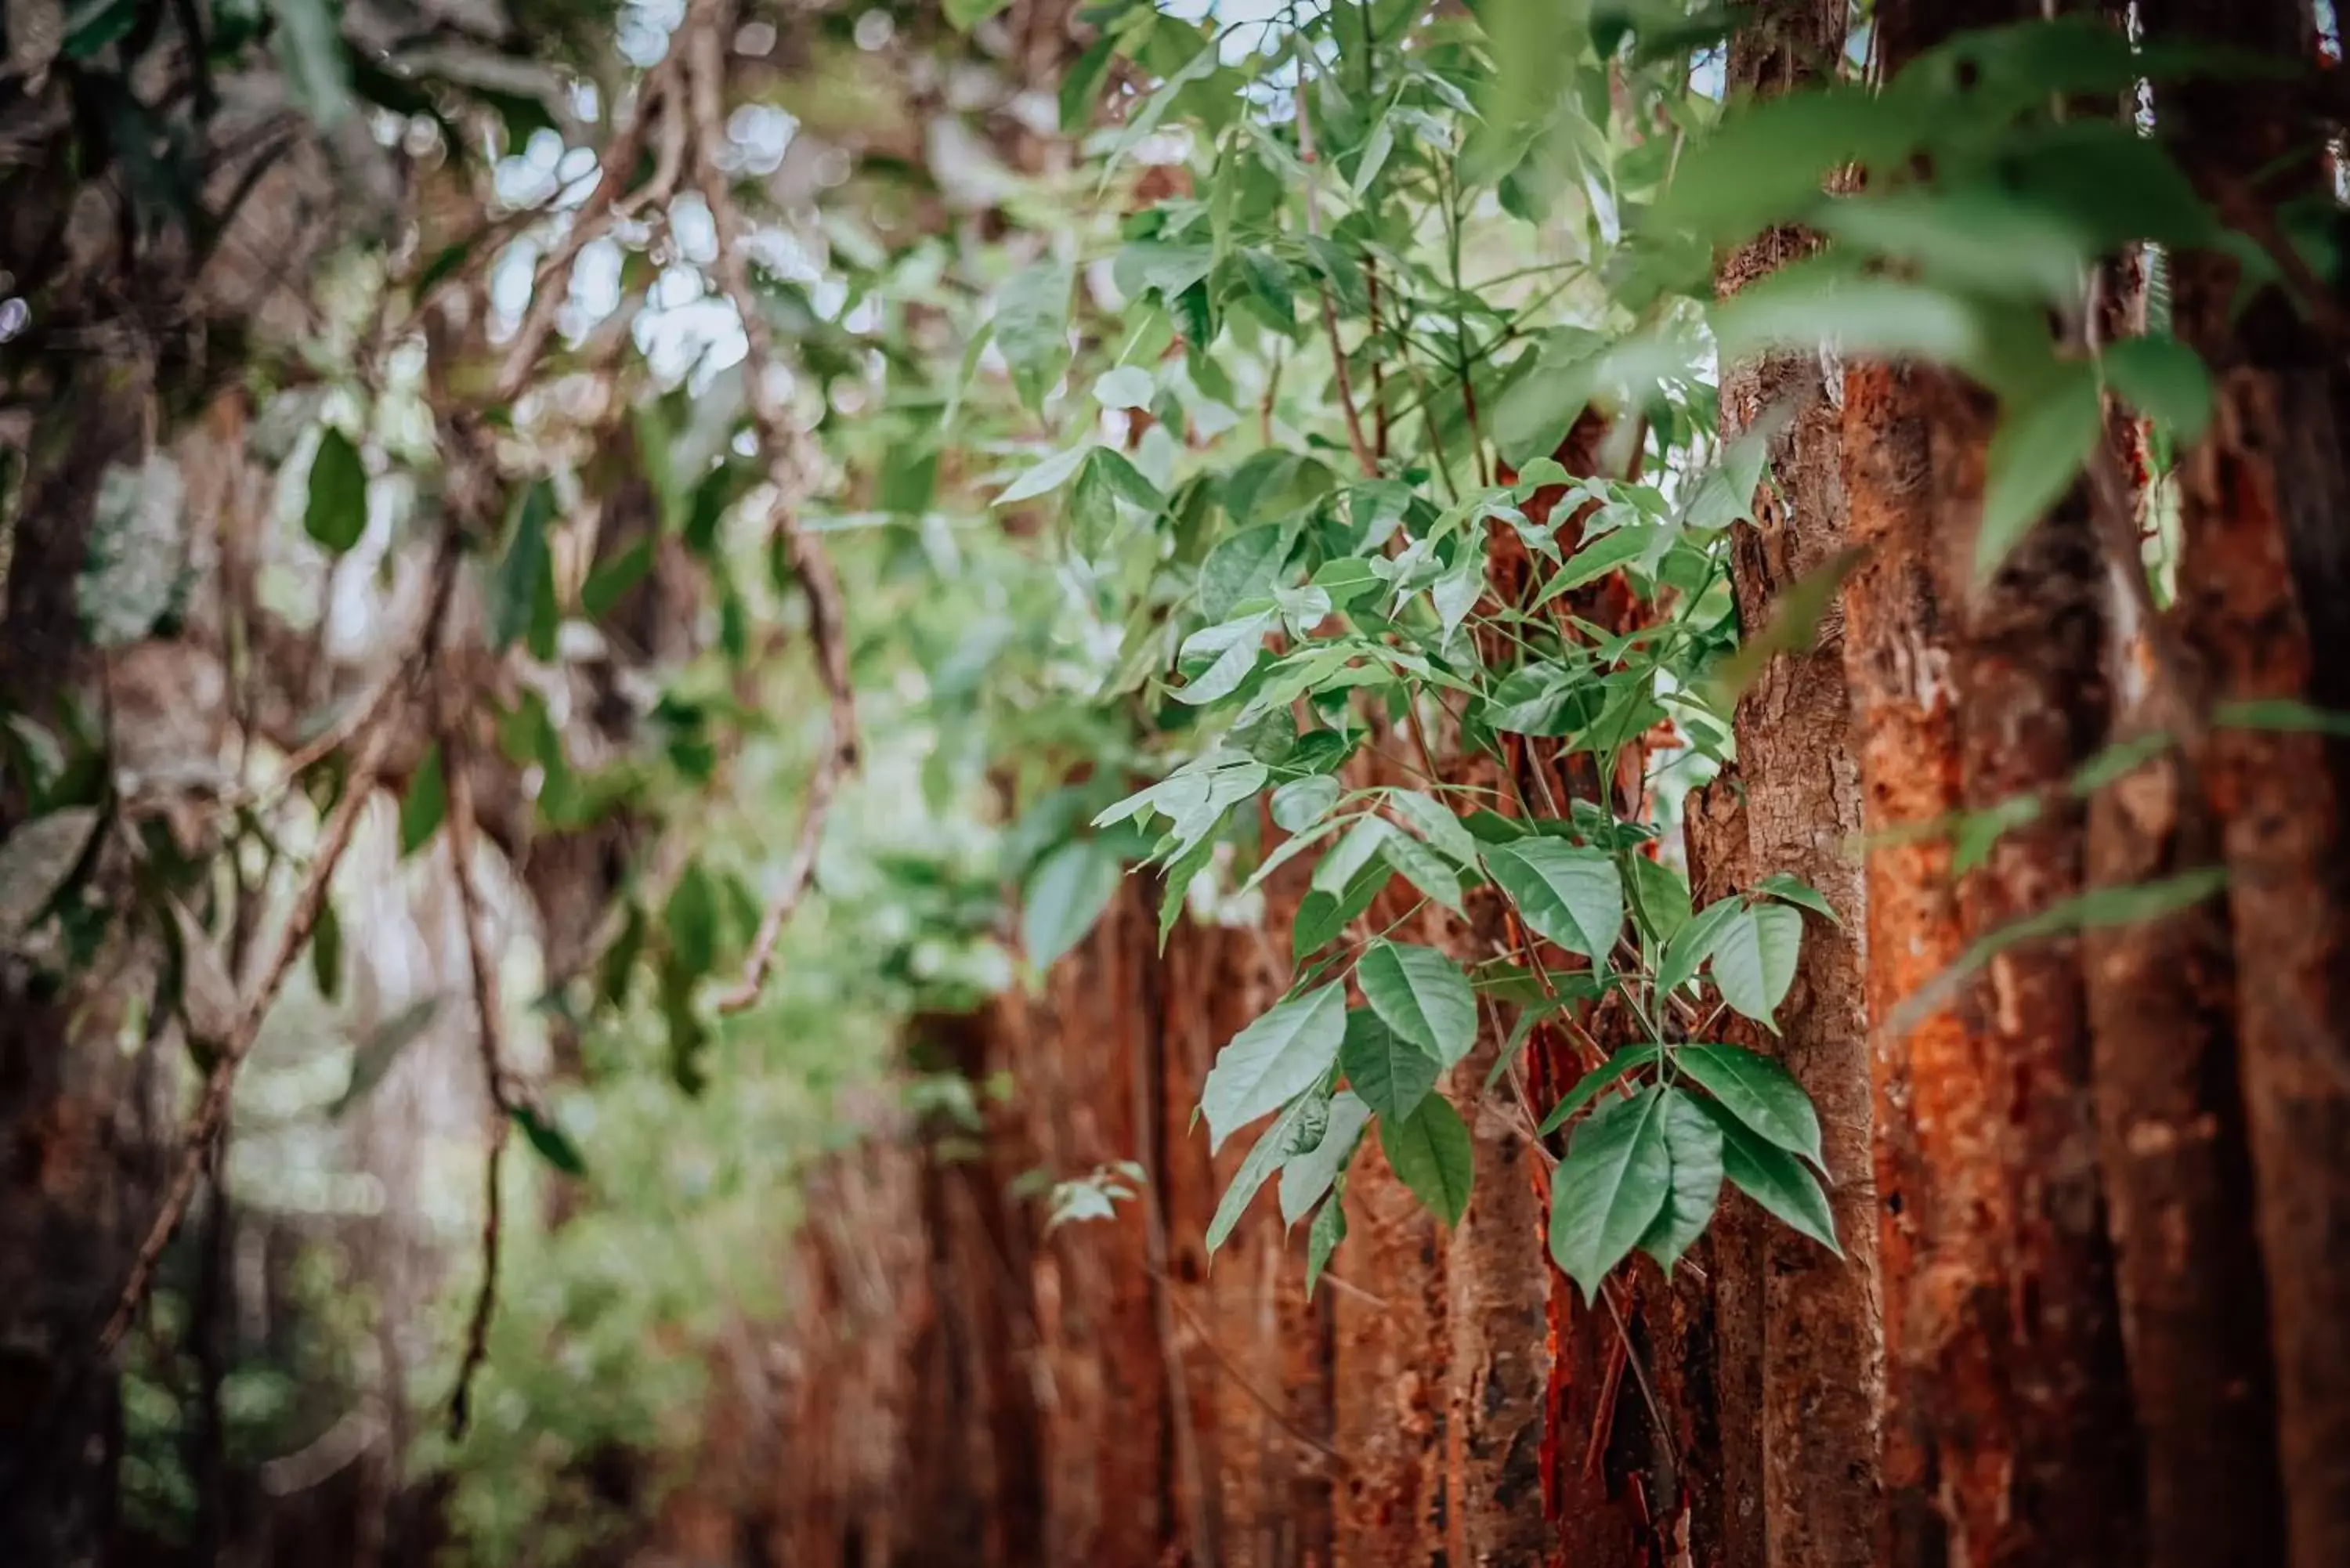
684,0 -> 861,1012
99,543 -> 461,1360
439,698 -> 514,1439
1294,67 -> 1379,479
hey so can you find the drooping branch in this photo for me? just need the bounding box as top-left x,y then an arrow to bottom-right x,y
680,0 -> 861,1013
99,540 -> 463,1358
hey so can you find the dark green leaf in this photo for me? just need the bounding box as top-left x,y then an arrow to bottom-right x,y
1626,854 -> 1691,945
305,429 -> 367,552
1381,1094 -> 1474,1227
1482,839 -> 1623,962
1306,1190 -> 1347,1298
313,898 -> 344,1002
1536,1044 -> 1661,1136
492,481 -> 556,651
1548,1083 -> 1672,1299
1692,1093 -> 1839,1255
2101,334 -> 2213,445
399,745 -> 446,857
1977,362 -> 2100,579
1357,940 -> 1478,1067
511,1104 -> 588,1176
1754,872 -> 1841,926
664,860 -> 721,977
1674,1045 -> 1824,1167
1639,1087 -> 1726,1271
1340,1005 -> 1441,1123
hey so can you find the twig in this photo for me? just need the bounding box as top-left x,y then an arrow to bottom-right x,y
439,697 -> 514,1439
492,66 -> 685,402
685,0 -> 860,1013
1294,66 -> 1379,479
99,543 -> 461,1360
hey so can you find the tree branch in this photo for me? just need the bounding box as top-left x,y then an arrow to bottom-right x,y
682,0 -> 861,1013
99,541 -> 462,1360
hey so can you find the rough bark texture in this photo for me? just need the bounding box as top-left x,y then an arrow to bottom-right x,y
1711,7 -> 1883,1566
2084,249 -> 2290,1568
2138,2 -> 2350,1562
1835,356 -> 1952,1568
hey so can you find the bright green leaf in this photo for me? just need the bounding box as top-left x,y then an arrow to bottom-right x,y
1201,983 -> 1347,1151
1977,362 -> 2100,579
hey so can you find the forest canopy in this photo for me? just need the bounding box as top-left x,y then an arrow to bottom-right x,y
4,0 -> 2349,1565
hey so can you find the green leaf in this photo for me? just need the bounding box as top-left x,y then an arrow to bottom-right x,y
1292,854 -> 1391,959
1175,612 -> 1270,706
664,860 -> 721,977
1358,941 -> 1478,1067
1306,1190 -> 1347,1298
1280,1089 -> 1371,1225
1549,527 -> 1650,594
1712,268 -> 1981,370
510,1104 -> 588,1176
304,429 -> 367,552
1977,362 -> 2101,579
944,0 -> 1009,27
1639,1088 -> 1726,1272
1208,1092 -> 1314,1252
1386,789 -> 1480,867
1535,1044 -> 1661,1135
1271,776 -> 1342,833
996,259 -> 1073,412
1095,366 -> 1156,409
1707,902 -> 1803,1028
332,998 -> 440,1115
1626,855 -> 1692,945
581,539 -> 653,621
1812,188 -> 2090,305
1692,1094 -> 1839,1255
1548,1083 -> 1672,1299
1674,1045 -> 1824,1167
1198,525 -> 1291,623
1754,873 -> 1841,927
313,898 -> 344,1002
1202,983 -> 1347,1151
492,480 -> 556,652
1381,1094 -> 1474,1227
996,444 -> 1092,506
1483,839 -> 1624,963
1653,85 -> 1923,240
399,745 -> 446,857
1658,896 -> 1744,998
2101,334 -> 2213,445
1060,33 -> 1118,132
1021,840 -> 1123,971
1380,829 -> 1468,916
1340,1004 -> 1441,1123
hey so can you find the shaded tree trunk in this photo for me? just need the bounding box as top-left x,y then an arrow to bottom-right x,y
1710,5 -> 1884,1566
2137,3 -> 2350,1563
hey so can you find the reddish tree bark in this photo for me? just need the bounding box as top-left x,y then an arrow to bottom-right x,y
1711,5 -> 1884,1566
2137,2 -> 2350,1562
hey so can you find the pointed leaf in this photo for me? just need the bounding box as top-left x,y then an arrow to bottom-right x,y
1358,941 -> 1478,1066
1340,1006 -> 1441,1124
1305,1190 -> 1347,1298
1201,984 -> 1347,1151
1755,872 -> 1842,926
305,428 -> 367,551
1548,1083 -> 1672,1299
1386,789 -> 1480,866
1693,1094 -> 1840,1255
1676,1044 -> 1824,1167
1021,839 -> 1123,970
1208,1093 -> 1314,1252
1708,902 -> 1803,1028
1483,839 -> 1624,962
1658,895 -> 1744,998
1280,1089 -> 1371,1225
1381,1095 -> 1475,1227
1536,1044 -> 1661,1136
1976,362 -> 2099,579
1638,1087 -> 1725,1272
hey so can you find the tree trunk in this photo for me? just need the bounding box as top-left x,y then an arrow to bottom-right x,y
1712,6 -> 1883,1566
2136,3 -> 2350,1563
